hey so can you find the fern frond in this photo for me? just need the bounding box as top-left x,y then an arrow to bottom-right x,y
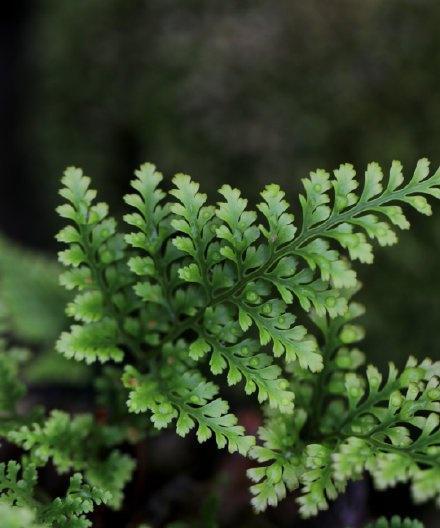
54,158 -> 440,484
248,281 -> 440,516
7,410 -> 134,509
0,462 -> 107,527
365,516 -> 424,528
56,167 -> 140,364
297,443 -> 345,517
196,335 -> 294,413
0,460 -> 37,510
2,156 -> 439,525
40,473 -> 110,528
247,411 -> 306,512
122,364 -> 254,454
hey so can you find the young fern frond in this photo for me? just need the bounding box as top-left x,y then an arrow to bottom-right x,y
247,411 -> 306,512
124,163 -> 177,333
41,473 -> 110,528
56,168 -> 140,364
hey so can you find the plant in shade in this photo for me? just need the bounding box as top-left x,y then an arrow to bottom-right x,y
1,158 -> 440,526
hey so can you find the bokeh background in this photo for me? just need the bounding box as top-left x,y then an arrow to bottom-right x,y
1,1 -> 440,526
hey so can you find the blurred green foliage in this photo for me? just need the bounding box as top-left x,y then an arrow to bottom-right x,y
0,236 -> 68,343
0,236 -> 88,384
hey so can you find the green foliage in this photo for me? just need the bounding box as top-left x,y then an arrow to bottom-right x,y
2,157 -> 440,525
248,286 -> 440,516
0,461 -> 110,528
0,237 -> 88,385
56,158 -> 440,443
0,236 -> 69,344
0,319 -> 134,526
0,501 -> 44,528
0,341 -> 28,418
8,410 -> 134,509
365,517 -> 424,528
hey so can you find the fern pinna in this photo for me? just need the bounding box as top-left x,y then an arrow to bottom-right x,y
1,158 -> 440,526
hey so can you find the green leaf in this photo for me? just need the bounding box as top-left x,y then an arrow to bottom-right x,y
248,412 -> 306,512
257,184 -> 297,248
298,444 -> 344,517
366,517 -> 424,528
236,298 -> 321,372
56,319 -> 123,364
202,337 -> 294,413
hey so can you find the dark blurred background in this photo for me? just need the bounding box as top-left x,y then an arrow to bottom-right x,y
1,1 -> 440,526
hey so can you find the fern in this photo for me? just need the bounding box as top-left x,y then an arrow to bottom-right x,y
0,157 -> 439,525
56,158 -> 440,453
0,316 -> 134,526
365,517 -> 424,528
0,458 -> 111,528
249,286 -> 440,515
7,410 -> 134,509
